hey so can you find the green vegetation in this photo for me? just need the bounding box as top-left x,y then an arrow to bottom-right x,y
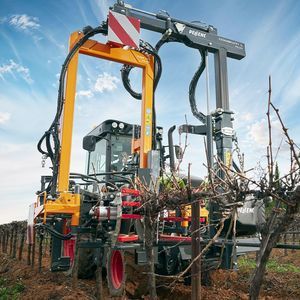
0,277 -> 25,300
238,256 -> 300,273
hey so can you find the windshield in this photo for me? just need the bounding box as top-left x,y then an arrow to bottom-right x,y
88,138 -> 106,176
111,135 -> 132,172
87,135 -> 132,176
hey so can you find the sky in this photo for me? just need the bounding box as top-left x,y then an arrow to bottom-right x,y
1,0 -> 300,224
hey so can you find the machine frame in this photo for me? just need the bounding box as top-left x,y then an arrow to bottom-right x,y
34,31 -> 155,227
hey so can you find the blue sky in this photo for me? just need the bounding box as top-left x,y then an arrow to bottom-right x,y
1,0 -> 300,223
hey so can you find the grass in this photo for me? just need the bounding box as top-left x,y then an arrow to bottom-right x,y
238,256 -> 300,273
0,277 -> 25,300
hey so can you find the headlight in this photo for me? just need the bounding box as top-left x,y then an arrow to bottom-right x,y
119,122 -> 125,129
112,122 -> 118,128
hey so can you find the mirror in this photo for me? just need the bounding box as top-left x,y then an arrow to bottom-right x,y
83,135 -> 97,152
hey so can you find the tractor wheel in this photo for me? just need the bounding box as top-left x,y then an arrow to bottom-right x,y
106,249 -> 125,297
77,248 -> 96,278
156,246 -> 180,275
64,236 -> 96,279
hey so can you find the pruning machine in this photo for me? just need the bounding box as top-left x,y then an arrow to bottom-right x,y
28,1 -> 264,296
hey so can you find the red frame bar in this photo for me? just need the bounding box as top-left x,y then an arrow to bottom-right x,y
122,201 -> 141,207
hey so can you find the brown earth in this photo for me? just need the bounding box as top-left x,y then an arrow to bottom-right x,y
0,249 -> 300,299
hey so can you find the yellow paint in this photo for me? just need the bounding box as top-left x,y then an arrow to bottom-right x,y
225,150 -> 232,168
140,60 -> 154,167
58,32 -> 80,193
43,193 -> 81,226
181,205 -> 209,228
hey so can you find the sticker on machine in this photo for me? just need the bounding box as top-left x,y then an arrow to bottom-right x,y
108,10 -> 140,48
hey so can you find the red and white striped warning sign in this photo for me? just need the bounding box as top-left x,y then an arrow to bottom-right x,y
108,11 -> 140,49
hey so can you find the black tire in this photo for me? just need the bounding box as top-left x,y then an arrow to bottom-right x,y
77,248 -> 96,278
64,238 -> 96,279
156,246 -> 180,275
106,249 -> 125,297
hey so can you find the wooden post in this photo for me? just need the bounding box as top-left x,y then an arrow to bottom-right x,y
191,198 -> 201,300
44,234 -> 49,257
72,233 -> 80,288
144,211 -> 157,300
9,225 -> 14,256
12,223 -> 18,259
95,248 -> 104,299
38,231 -> 44,273
292,233 -> 296,253
284,234 -> 287,256
27,244 -> 31,265
5,229 -> 9,253
31,228 -> 36,268
18,227 -> 25,261
1,229 -> 5,252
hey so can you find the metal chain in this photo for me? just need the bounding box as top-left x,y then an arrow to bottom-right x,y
41,154 -> 47,168
233,136 -> 244,173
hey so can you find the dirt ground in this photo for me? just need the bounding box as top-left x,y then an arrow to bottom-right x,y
0,249 -> 300,299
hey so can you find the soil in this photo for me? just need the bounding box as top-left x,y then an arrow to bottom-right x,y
0,249 -> 300,299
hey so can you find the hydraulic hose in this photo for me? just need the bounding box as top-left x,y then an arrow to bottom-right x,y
189,49 -> 207,124
120,39 -> 164,150
120,40 -> 163,100
36,224 -> 73,240
37,25 -> 107,196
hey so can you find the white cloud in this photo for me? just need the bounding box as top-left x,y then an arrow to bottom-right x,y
94,72 -> 119,93
8,14 -> 40,31
76,90 -> 94,98
0,111 -> 11,124
248,119 -> 268,146
0,59 -> 33,83
241,112 -> 254,122
74,72 -> 120,100
0,142 -> 49,224
248,118 -> 283,148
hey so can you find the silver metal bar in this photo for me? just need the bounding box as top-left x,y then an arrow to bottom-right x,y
205,50 -> 211,115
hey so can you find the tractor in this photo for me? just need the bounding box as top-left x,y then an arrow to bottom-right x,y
28,1 -> 265,296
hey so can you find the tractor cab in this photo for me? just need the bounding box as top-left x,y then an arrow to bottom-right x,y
83,119 -> 134,180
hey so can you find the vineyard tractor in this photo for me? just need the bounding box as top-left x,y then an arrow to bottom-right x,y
28,1 -> 265,296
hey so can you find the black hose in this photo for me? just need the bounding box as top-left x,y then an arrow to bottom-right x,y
189,49 -> 207,124
121,41 -> 163,150
120,39 -> 165,101
120,65 -> 142,100
120,35 -> 171,153
37,25 -> 107,196
36,224 -> 73,240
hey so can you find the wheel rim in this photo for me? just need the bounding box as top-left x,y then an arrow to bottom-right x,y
110,250 -> 124,289
63,225 -> 75,264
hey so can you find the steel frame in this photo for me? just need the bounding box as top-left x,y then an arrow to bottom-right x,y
35,31 -> 155,226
